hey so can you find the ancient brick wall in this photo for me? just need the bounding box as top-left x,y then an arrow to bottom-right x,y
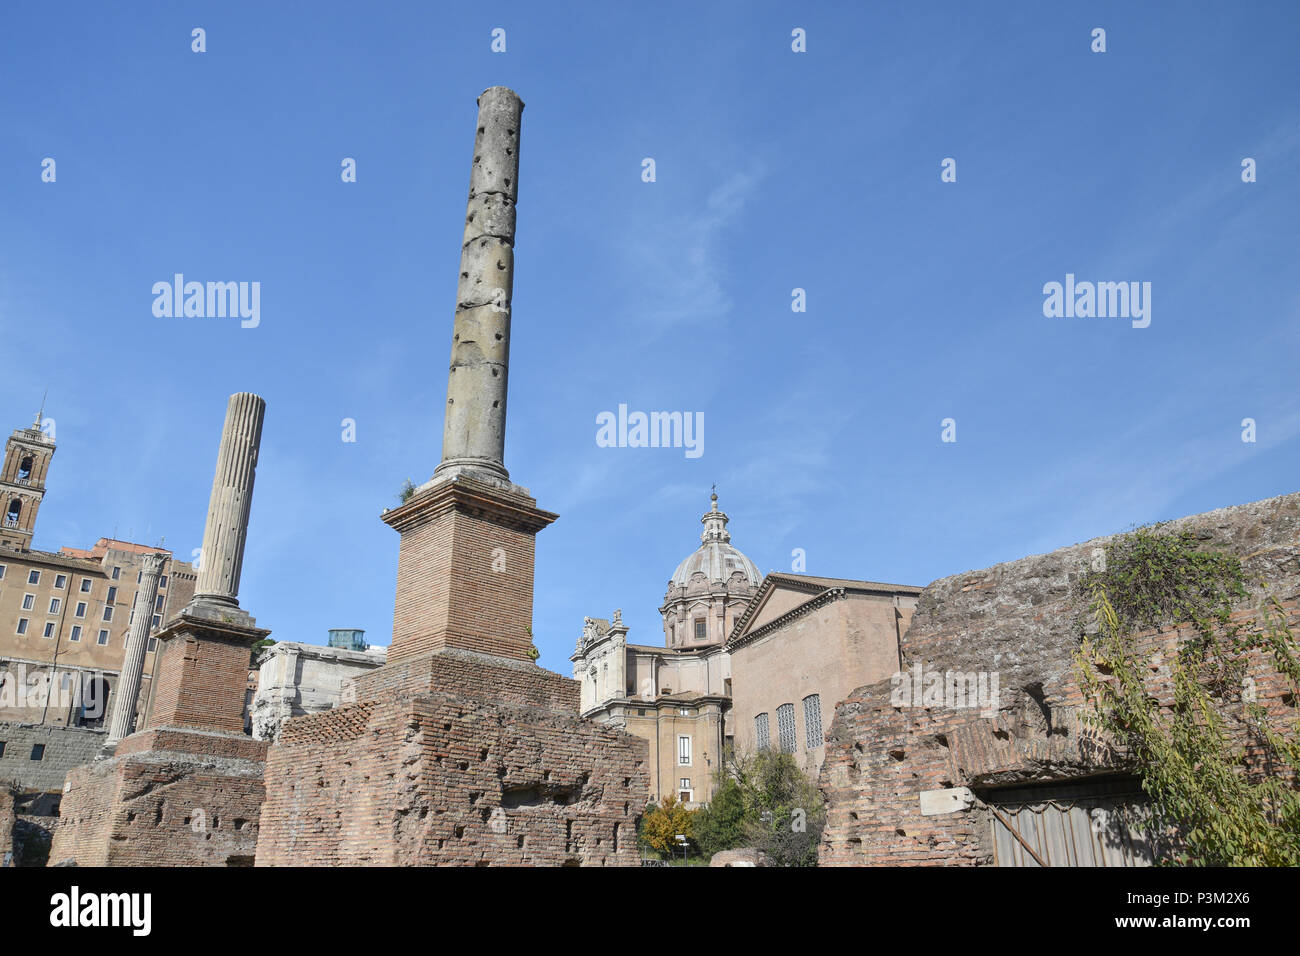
0,721 -> 105,793
819,491 -> 1300,866
50,735 -> 266,867
0,787 -> 13,866
146,630 -> 253,735
389,496 -> 541,664
350,648 -> 579,713
256,688 -> 649,866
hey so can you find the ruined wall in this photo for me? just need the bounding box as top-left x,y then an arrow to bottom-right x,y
49,729 -> 266,867
819,491 -> 1300,865
0,721 -> 105,792
350,648 -> 579,711
256,677 -> 649,866
0,787 -> 13,866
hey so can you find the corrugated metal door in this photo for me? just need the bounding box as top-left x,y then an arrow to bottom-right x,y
989,778 -> 1156,867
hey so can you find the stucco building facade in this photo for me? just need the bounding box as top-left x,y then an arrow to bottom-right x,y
574,493 -> 923,805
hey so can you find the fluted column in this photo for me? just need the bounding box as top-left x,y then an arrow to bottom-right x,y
193,393 -> 265,606
105,552 -> 166,746
434,86 -> 522,483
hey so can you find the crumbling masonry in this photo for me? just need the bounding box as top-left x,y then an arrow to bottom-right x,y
818,490 -> 1300,865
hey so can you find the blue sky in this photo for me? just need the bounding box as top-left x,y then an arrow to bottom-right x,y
2,2 -> 1298,669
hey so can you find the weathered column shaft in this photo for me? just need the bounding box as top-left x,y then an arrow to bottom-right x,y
105,552 -> 167,746
437,86 -> 522,479
193,392 -> 266,605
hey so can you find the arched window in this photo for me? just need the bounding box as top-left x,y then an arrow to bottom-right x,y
5,499 -> 20,526
17,456 -> 33,480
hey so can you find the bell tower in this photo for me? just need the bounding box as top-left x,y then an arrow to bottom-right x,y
0,409 -> 56,551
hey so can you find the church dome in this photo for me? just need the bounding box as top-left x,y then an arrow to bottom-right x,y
668,493 -> 762,590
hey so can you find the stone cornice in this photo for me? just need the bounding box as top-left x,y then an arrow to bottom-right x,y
382,474 -> 557,535
154,608 -> 271,647
726,586 -> 847,651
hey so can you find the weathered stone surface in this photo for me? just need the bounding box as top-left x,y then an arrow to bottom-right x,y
436,87 -> 523,484
0,787 -> 13,867
818,490 -> 1300,866
106,552 -> 167,747
50,740 -> 265,867
250,641 -> 386,742
709,848 -> 770,867
0,721 -> 105,792
192,392 -> 265,612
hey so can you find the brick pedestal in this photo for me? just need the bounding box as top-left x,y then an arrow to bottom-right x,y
256,474 -> 651,866
48,609 -> 270,867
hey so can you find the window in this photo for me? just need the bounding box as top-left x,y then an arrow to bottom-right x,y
75,602 -> 86,618
0,742 -> 5,758
776,703 -> 797,753
79,578 -> 92,593
30,744 -> 45,761
694,619 -> 706,640
678,778 -> 692,803
111,566 -> 121,580
107,586 -> 117,604
102,606 -> 113,622
159,575 -> 167,589
48,597 -> 60,614
53,573 -> 66,589
5,500 -> 21,527
16,618 -> 27,635
679,778 -> 691,789
147,637 -> 158,652
42,622 -> 55,638
678,707 -> 691,716
69,625 -> 82,642
21,593 -> 34,610
151,615 -> 161,629
803,694 -> 824,749
17,457 -> 32,480
0,565 -> 6,580
97,629 -> 109,646
136,570 -> 142,583
755,713 -> 770,751
677,735 -> 692,766
27,569 -> 38,585
155,594 -> 165,611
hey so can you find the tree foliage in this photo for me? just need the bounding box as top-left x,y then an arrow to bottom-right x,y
1075,525 -> 1300,866
639,794 -> 696,857
693,749 -> 825,866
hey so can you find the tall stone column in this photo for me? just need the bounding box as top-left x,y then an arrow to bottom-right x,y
374,86 -> 557,671
193,392 -> 265,607
105,552 -> 167,747
146,391 -> 270,735
434,86 -> 522,485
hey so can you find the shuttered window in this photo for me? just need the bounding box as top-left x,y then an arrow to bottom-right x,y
802,694 -> 823,749
776,703 -> 796,753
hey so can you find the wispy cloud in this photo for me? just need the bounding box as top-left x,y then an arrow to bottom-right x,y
621,164 -> 767,335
